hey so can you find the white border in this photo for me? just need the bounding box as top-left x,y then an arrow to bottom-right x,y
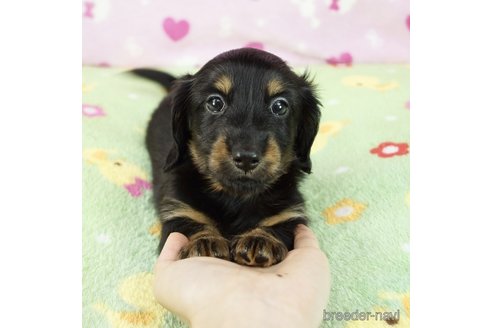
412,1 -> 492,327
1,1 -> 81,327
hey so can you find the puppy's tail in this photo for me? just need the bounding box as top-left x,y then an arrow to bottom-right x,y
130,69 -> 177,91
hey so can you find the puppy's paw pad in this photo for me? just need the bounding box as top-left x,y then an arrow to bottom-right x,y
179,234 -> 229,260
231,230 -> 287,267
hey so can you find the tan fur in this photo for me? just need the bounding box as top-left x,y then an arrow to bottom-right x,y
267,79 -> 285,96
190,137 -> 229,193
192,135 -> 293,195
159,198 -> 214,226
259,205 -> 306,227
188,140 -> 208,174
208,180 -> 225,192
208,135 -> 229,172
213,75 -> 233,94
171,209 -> 213,226
179,227 -> 229,259
231,228 -> 288,267
263,136 -> 282,176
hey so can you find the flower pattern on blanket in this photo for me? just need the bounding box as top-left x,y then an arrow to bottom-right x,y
83,149 -> 151,197
370,142 -> 409,158
148,221 -> 162,237
93,272 -> 167,328
342,75 -> 399,91
82,83 -> 94,94
323,199 -> 367,224
311,120 -> 348,154
82,104 -> 105,117
82,65 -> 409,328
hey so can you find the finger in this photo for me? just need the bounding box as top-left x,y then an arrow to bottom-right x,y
153,232 -> 190,321
157,232 -> 189,263
293,224 -> 320,249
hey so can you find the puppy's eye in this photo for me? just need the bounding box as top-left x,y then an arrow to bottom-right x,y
206,95 -> 225,114
270,98 -> 289,116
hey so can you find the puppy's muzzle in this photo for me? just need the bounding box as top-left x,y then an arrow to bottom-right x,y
232,149 -> 260,173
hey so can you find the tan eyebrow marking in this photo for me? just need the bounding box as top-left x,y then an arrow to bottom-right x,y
267,79 -> 285,96
213,75 -> 233,94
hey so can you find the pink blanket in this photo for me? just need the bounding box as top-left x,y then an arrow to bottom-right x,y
82,0 -> 409,67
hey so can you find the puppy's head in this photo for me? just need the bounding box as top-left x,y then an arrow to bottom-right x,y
165,48 -> 321,196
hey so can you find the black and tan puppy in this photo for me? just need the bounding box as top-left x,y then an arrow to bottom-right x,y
134,48 -> 321,267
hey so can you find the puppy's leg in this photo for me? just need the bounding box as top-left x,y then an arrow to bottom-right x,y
230,227 -> 288,267
177,226 -> 230,260
158,198 -> 229,260
230,207 -> 307,267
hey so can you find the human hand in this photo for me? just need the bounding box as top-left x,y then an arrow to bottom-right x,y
153,225 -> 331,328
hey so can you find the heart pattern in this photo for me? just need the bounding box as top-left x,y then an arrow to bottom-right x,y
326,52 -> 353,67
244,42 -> 264,50
83,2 -> 409,66
162,17 -> 190,42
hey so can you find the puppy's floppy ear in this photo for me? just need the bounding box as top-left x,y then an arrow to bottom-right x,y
295,74 -> 321,173
163,75 -> 194,171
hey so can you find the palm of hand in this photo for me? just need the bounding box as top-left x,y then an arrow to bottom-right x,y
153,225 -> 330,328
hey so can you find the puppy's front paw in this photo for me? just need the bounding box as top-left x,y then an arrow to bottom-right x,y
178,231 -> 229,260
230,228 -> 288,267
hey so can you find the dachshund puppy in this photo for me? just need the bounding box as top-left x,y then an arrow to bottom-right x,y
134,48 -> 321,267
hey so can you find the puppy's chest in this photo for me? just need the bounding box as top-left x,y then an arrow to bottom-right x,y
194,196 -> 274,236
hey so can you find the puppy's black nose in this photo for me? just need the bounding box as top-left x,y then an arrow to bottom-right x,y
233,151 -> 260,172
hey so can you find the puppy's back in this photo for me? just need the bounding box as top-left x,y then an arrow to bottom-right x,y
146,96 -> 174,204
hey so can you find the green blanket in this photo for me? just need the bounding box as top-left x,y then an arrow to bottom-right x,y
83,65 -> 409,328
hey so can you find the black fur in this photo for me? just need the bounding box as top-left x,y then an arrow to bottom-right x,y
135,48 -> 321,265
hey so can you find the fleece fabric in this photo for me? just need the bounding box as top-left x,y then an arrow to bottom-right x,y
83,64 -> 409,328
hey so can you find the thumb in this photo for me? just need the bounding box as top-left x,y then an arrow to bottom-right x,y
293,224 -> 320,249
157,232 -> 189,263
153,232 -> 191,321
